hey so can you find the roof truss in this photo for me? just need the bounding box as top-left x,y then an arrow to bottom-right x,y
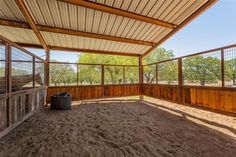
15,0 -> 49,52
16,42 -> 141,57
0,19 -> 154,46
0,0 -> 218,57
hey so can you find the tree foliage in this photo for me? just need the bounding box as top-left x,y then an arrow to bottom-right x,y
50,62 -> 77,86
78,54 -> 138,84
183,56 -> 221,86
158,61 -> 178,85
224,58 -> 236,86
143,48 -> 175,83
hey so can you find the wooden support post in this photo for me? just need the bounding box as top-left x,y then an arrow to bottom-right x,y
101,65 -> 104,98
45,51 -> 50,87
44,51 -> 50,106
221,49 -> 225,87
6,43 -> 12,127
123,66 -> 125,84
178,58 -> 183,104
139,56 -> 143,100
77,64 -> 79,86
156,63 -> 158,84
32,57 -> 35,88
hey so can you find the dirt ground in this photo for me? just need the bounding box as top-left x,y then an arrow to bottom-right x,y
0,99 -> 236,157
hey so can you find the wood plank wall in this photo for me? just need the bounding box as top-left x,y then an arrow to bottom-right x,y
143,84 -> 180,103
47,84 -> 141,103
0,87 -> 45,138
143,84 -> 236,114
183,87 -> 236,114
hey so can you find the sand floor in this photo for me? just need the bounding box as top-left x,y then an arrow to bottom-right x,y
0,99 -> 236,157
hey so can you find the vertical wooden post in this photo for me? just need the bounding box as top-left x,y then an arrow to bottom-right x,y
44,50 -> 50,106
123,66 -> 125,84
178,58 -> 183,104
6,43 -> 12,127
101,65 -> 104,98
77,64 -> 79,86
32,57 -> 35,88
156,63 -> 158,84
101,65 -> 104,85
139,56 -> 143,100
45,50 -> 50,87
221,49 -> 225,87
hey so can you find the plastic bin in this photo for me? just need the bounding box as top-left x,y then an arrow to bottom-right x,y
51,92 -> 71,110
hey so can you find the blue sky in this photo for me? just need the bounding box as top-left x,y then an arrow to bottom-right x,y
161,0 -> 236,57
27,1 -> 236,61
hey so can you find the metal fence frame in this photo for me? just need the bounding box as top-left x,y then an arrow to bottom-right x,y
48,61 -> 140,87
142,44 -> 236,90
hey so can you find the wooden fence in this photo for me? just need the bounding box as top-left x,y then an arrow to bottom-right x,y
143,44 -> 236,114
0,87 -> 45,138
0,36 -> 46,138
47,84 -> 141,102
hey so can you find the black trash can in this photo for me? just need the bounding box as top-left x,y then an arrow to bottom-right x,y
51,92 -> 72,110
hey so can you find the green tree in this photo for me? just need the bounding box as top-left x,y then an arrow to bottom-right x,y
143,48 -> 174,83
225,58 -> 236,86
78,54 -> 138,84
158,61 -> 178,84
183,56 -> 221,86
50,62 -> 77,86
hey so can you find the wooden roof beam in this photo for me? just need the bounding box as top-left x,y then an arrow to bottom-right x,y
15,0 -> 49,51
59,0 -> 176,29
15,43 -> 141,57
38,26 -> 154,46
142,0 -> 218,57
0,19 -> 154,46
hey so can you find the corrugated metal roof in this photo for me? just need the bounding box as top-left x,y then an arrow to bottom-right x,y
0,0 -> 215,55
0,25 -> 40,44
0,0 -> 25,22
41,31 -> 151,54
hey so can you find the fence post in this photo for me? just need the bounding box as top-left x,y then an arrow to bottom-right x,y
139,56 -> 143,100
33,57 -> 35,88
221,49 -> 225,87
178,58 -> 183,104
101,65 -> 104,98
123,66 -> 125,84
77,64 -> 79,86
45,50 -> 50,87
6,43 -> 12,127
156,63 -> 158,84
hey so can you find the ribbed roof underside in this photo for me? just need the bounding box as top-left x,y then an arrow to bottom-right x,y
0,0 -> 214,55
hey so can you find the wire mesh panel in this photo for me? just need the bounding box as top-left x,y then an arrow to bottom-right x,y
158,60 -> 178,85
124,66 -> 139,84
143,64 -> 156,84
35,59 -> 44,87
224,47 -> 236,87
0,42 -> 6,94
183,50 -> 221,86
11,47 -> 33,92
49,63 -> 77,86
104,66 -> 123,84
78,65 -> 101,85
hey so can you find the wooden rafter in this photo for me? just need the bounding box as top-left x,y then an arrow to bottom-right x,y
50,46 -> 141,57
38,26 -> 154,46
59,0 -> 176,29
15,0 -> 49,51
0,19 -> 154,46
15,42 -> 141,57
142,0 -> 218,57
